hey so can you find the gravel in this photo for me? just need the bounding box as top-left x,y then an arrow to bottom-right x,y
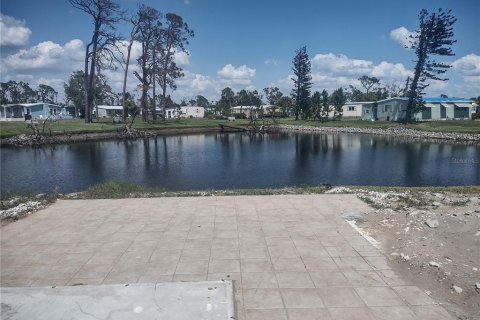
279,124 -> 480,142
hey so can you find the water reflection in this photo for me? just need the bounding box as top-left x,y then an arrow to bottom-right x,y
1,132 -> 479,194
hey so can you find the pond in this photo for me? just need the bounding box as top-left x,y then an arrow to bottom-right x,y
1,132 -> 479,194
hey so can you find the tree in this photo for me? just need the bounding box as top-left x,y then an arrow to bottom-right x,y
330,88 -> 346,120
120,13 -> 140,121
158,13 -> 194,120
405,8 -> 456,122
37,84 -> 58,103
0,82 -> 8,104
263,87 -> 283,105
385,82 -> 405,98
195,95 -> 210,108
263,86 -> 283,116
0,81 -> 36,104
64,71 -> 85,117
291,46 -> 312,120
320,89 -> 330,121
69,0 -> 122,123
235,89 -> 249,113
134,5 -> 162,121
358,76 -> 380,94
311,91 -> 322,120
277,96 -> 292,117
64,70 -> 112,117
217,87 -> 235,115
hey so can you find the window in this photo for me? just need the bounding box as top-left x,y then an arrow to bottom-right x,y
383,105 -> 391,112
26,108 -> 31,115
50,108 -> 57,115
365,109 -> 370,114
348,106 -> 355,111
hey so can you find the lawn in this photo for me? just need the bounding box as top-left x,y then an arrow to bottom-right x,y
0,118 -> 250,138
0,117 -> 479,138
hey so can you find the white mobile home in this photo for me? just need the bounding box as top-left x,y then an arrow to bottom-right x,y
361,97 -> 475,121
1,103 -> 75,121
95,105 -> 123,118
342,102 -> 374,118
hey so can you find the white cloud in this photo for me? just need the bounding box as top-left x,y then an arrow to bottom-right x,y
311,53 -> 373,76
4,39 -> 84,71
372,61 -> 413,79
390,27 -> 416,49
218,64 -> 256,79
264,58 -> 278,66
0,14 -> 32,47
452,54 -> 480,76
174,50 -> 190,67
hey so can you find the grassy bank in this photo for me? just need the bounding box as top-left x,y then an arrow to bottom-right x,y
1,117 -> 479,138
0,118 -> 250,138
3,182 -> 478,204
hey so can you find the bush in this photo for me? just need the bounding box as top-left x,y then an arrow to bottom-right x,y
206,114 -> 224,120
472,110 -> 480,120
232,113 -> 247,119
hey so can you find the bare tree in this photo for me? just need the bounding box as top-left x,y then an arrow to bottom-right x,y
69,0 -> 122,123
134,5 -> 162,122
120,15 -> 140,121
158,13 -> 194,120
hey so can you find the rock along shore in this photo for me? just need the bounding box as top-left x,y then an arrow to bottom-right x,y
278,124 -> 480,143
1,123 -> 479,147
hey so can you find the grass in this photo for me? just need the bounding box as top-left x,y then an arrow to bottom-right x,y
0,118 -> 251,138
1,117 -> 479,138
74,181 -> 334,199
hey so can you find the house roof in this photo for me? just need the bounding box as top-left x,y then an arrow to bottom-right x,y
3,102 -> 61,108
97,105 -> 123,110
377,97 -> 473,103
232,105 -> 274,110
422,97 -> 473,102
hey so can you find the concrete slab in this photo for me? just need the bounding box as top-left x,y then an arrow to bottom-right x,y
1,281 -> 234,320
0,195 -> 455,319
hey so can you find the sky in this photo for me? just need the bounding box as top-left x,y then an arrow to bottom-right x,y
1,0 -> 479,103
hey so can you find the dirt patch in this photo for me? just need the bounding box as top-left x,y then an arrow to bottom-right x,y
334,188 -> 480,320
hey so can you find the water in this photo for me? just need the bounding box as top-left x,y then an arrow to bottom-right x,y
1,132 -> 479,194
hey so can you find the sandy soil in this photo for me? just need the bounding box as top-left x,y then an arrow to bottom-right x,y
338,189 -> 480,320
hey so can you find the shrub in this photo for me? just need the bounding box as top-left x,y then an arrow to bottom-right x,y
232,113 -> 247,119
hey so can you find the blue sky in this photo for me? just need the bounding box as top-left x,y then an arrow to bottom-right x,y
1,0 -> 479,102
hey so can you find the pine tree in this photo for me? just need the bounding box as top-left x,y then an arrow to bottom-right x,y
291,46 -> 312,120
405,8 -> 456,122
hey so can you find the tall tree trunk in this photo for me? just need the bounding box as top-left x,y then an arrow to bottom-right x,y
152,49 -> 157,121
83,45 -> 91,123
122,37 -> 135,122
406,52 -> 425,123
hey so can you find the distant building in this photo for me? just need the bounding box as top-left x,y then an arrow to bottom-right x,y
342,102 -> 374,118
231,105 -> 275,118
94,105 -> 123,118
164,106 -> 205,119
362,97 -> 475,121
0,102 -> 75,121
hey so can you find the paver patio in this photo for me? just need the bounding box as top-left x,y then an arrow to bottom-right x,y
0,195 -> 453,319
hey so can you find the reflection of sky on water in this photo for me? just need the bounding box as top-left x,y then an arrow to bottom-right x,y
1,132 -> 479,194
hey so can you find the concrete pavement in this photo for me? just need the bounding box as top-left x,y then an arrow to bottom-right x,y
0,195 -> 453,319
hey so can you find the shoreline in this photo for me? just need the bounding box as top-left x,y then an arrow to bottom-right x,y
278,124 -> 480,142
1,122 -> 479,147
0,126 -> 225,147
